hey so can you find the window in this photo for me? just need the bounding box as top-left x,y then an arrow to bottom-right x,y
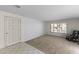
51,23 -> 66,33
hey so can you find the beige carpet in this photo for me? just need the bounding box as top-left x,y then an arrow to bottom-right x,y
26,35 -> 79,54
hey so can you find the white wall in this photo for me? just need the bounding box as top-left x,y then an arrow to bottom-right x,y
21,17 -> 44,41
0,10 -> 44,49
45,18 -> 79,37
0,14 -> 5,48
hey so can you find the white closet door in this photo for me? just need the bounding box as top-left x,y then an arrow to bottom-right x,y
4,16 -> 21,46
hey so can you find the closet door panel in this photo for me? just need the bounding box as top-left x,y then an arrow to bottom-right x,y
4,16 -> 21,46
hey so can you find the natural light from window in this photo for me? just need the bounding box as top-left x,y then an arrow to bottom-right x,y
51,23 -> 67,33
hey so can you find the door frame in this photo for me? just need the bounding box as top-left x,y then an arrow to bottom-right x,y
4,16 -> 21,47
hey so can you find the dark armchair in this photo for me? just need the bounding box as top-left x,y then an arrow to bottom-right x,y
66,30 -> 79,42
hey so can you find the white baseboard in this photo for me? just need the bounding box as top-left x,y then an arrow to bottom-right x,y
21,33 -> 45,42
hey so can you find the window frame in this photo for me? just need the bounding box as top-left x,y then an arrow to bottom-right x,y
50,23 -> 67,33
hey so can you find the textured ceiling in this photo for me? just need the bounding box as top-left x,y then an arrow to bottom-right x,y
0,5 -> 79,21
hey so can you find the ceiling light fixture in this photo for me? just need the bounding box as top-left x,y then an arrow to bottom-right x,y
15,5 -> 21,8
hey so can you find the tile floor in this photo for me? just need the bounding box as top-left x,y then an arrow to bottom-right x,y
0,42 -> 44,54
